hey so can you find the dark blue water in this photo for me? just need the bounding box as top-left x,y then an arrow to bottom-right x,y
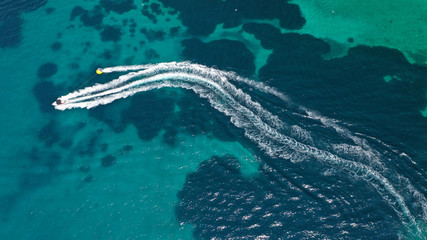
0,0 -> 426,239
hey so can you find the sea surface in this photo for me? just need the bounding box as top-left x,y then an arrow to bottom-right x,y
0,0 -> 426,239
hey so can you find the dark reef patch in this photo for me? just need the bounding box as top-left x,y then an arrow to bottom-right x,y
159,0 -> 305,35
45,7 -> 55,15
100,0 -> 136,14
100,143 -> 108,152
69,62 -> 79,70
101,154 -> 116,167
37,63 -> 58,78
89,89 -> 175,142
176,156 -> 399,239
38,120 -> 61,147
79,8 -> 105,28
169,26 -> 180,36
28,147 -> 41,163
144,48 -> 159,59
129,19 -> 137,36
87,87 -> 236,144
59,139 -> 73,149
141,5 -> 157,23
242,23 -> 282,49
243,22 -> 427,162
20,172 -> 53,190
182,38 -> 255,76
89,100 -> 128,133
0,0 -> 47,47
79,165 -> 91,173
150,3 -> 162,15
100,25 -> 122,42
33,80 -> 63,113
122,91 -> 175,141
0,17 -> 23,48
75,121 -> 87,131
175,92 -> 239,142
162,127 -> 178,146
124,56 -> 135,65
28,148 -> 61,170
168,9 -> 178,15
77,131 -> 102,157
119,145 -> 133,154
84,175 -> 93,182
47,152 -> 61,170
140,28 -> 165,41
50,41 -> 62,51
70,6 -> 84,20
90,87 -> 241,144
243,22 -> 331,79
103,50 -> 112,60
243,22 -> 330,70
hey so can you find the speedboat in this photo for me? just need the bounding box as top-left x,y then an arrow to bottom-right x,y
53,98 -> 65,106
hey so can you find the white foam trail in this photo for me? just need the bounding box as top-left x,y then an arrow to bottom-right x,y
226,75 -> 380,153
102,64 -> 152,73
290,125 -> 313,146
53,62 -> 424,237
230,76 -> 387,171
229,75 -> 290,102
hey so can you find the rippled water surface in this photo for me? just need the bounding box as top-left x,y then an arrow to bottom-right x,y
0,0 -> 426,239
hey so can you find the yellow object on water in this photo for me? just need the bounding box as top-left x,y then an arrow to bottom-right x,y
96,68 -> 103,74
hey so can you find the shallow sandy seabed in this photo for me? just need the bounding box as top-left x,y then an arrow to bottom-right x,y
292,0 -> 427,65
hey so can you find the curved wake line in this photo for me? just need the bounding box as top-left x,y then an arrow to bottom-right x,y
54,62 -> 424,237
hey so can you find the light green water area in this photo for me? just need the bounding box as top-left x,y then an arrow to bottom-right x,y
0,1 -> 261,239
1,112 -> 258,239
292,0 -> 427,65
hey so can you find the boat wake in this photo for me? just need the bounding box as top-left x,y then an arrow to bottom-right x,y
54,62 -> 425,238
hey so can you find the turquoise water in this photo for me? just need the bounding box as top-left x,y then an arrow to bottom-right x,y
0,0 -> 426,239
